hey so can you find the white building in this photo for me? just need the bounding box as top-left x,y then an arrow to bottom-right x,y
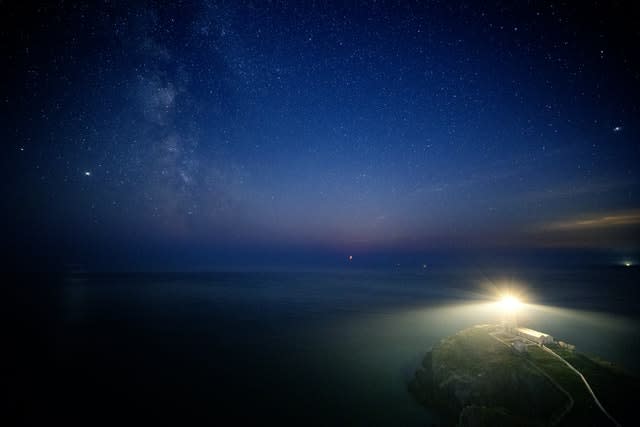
516,327 -> 553,345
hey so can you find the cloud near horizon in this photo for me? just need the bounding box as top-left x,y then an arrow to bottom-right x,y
543,210 -> 640,231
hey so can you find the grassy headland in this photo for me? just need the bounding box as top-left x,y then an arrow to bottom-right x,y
409,325 -> 638,426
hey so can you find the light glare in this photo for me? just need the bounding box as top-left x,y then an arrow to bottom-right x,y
499,295 -> 521,311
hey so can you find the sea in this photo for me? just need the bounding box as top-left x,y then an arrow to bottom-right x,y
6,265 -> 640,425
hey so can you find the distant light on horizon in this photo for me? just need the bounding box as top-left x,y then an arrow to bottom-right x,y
623,261 -> 632,267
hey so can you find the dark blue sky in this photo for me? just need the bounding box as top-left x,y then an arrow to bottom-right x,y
2,1 -> 639,270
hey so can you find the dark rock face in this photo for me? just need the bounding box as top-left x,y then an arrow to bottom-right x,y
457,406 -> 533,427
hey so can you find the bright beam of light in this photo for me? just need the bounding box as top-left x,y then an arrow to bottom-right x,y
498,295 -> 521,312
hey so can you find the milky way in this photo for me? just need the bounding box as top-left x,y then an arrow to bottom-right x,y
2,1 -> 639,269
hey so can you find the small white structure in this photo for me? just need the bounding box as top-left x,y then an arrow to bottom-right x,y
512,340 -> 527,353
558,341 -> 575,351
516,327 -> 553,345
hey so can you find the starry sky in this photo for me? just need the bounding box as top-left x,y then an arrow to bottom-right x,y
2,1 -> 639,270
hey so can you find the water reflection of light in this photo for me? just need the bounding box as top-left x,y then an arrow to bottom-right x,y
338,300 -> 640,373
523,303 -> 637,332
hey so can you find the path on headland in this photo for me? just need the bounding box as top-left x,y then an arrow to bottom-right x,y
489,331 -> 573,426
541,345 -> 621,427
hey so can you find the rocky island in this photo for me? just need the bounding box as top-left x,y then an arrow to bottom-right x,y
409,325 -> 638,426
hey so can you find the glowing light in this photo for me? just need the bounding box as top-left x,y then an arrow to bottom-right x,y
624,261 -> 632,267
348,255 -> 353,261
84,171 -> 91,176
498,295 -> 521,312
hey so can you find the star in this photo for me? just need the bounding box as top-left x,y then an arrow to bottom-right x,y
84,171 -> 91,176
613,126 -> 623,132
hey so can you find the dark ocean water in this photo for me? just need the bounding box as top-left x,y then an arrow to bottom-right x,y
6,266 -> 640,425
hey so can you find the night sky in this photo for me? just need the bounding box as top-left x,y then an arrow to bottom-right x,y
2,1 -> 639,270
